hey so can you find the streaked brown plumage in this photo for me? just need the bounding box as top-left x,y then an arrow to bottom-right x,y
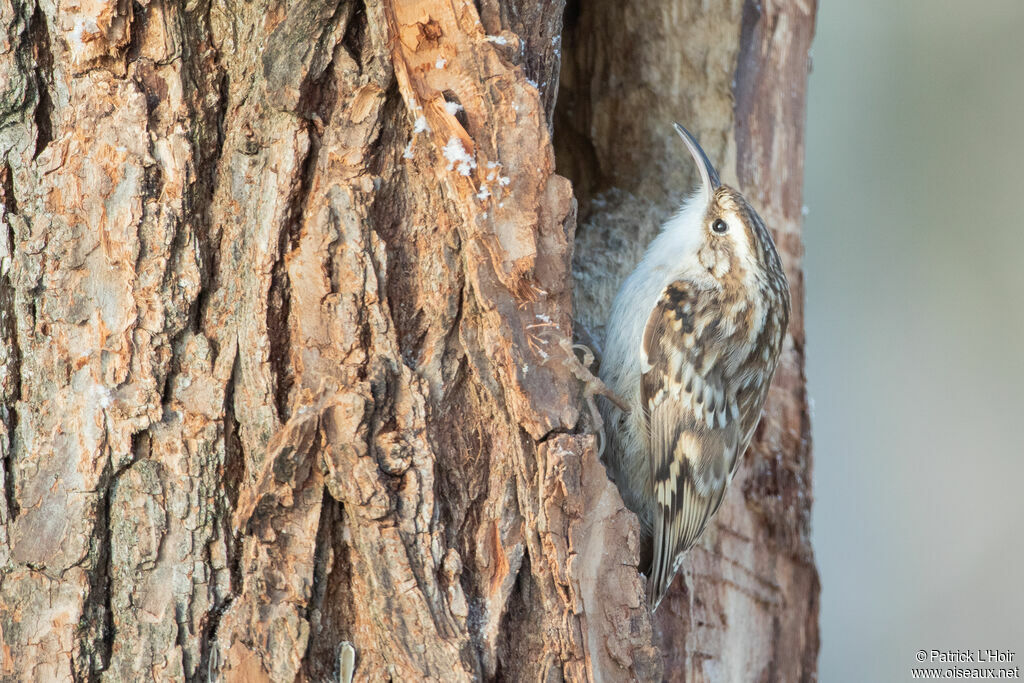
599,124 -> 790,610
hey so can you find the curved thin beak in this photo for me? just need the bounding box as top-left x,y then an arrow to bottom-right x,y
673,122 -> 721,203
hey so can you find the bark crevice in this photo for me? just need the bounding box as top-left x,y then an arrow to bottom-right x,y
299,492 -> 357,680
28,5 -> 53,161
0,162 -> 21,524
77,456 -> 132,680
340,0 -> 368,70
196,352 -> 244,678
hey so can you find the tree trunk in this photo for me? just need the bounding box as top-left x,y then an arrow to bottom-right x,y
0,0 -> 817,681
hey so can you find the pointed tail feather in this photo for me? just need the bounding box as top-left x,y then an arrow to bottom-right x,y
646,477 -> 720,611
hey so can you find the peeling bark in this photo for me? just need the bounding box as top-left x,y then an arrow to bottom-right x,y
0,0 -> 816,681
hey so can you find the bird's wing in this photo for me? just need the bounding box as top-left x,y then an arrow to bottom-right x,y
641,280 -> 743,610
731,303 -> 789,474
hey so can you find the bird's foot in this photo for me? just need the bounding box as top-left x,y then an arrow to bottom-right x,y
558,338 -> 630,413
556,338 -> 630,458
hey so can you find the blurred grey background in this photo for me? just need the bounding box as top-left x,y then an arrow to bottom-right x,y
805,1 -> 1024,680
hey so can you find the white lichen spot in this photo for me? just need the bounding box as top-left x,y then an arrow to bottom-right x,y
0,201 -> 7,276
91,383 -> 113,410
68,17 -> 100,54
443,101 -> 464,116
413,116 -> 429,134
442,136 -> 476,176
497,176 -> 511,187
526,78 -> 538,88
485,35 -> 508,45
550,444 -> 574,459
403,141 -> 415,160
435,56 -> 447,69
535,313 -> 552,323
476,184 -> 490,200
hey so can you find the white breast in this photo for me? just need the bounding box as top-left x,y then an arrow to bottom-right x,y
601,196 -> 710,398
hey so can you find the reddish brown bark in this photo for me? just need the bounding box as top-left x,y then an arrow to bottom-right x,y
0,0 -> 817,680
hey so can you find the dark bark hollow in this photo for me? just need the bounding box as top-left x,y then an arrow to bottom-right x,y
0,0 -> 817,680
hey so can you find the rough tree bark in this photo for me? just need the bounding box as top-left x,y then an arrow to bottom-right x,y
0,0 -> 817,681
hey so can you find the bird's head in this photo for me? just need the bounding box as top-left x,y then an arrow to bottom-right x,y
673,123 -> 783,290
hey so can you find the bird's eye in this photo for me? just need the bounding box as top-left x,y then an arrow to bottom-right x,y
712,219 -> 728,234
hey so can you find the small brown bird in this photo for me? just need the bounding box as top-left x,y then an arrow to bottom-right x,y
599,123 -> 790,610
